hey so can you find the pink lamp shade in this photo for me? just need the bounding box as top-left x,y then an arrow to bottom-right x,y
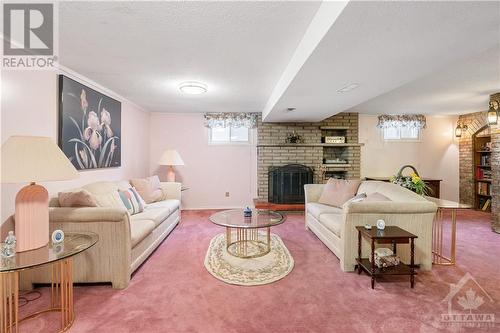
158,150 -> 184,182
1,136 -> 78,251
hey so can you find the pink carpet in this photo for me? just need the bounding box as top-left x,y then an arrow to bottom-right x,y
19,210 -> 499,332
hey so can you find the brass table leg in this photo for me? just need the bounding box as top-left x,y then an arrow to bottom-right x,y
0,271 -> 19,333
18,258 -> 75,333
432,208 -> 457,266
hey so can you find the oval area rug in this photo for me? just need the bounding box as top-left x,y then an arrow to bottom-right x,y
204,233 -> 294,286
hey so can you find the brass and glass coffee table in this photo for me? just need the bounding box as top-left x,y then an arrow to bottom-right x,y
0,232 -> 98,333
209,209 -> 285,259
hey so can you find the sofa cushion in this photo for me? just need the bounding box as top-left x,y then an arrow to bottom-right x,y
81,181 -> 131,208
118,188 -> 145,215
307,202 -> 343,220
318,179 -> 361,208
130,219 -> 155,247
146,199 -> 180,212
364,192 -> 392,202
357,181 -> 425,202
131,206 -> 171,227
130,176 -> 163,204
319,213 -> 343,238
58,189 -> 98,207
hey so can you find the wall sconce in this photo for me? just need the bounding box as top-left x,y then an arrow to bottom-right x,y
487,100 -> 499,125
455,123 -> 468,138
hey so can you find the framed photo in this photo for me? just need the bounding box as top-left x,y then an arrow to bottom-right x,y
58,75 -> 121,170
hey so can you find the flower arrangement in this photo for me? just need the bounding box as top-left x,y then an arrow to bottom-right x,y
67,89 -> 118,169
390,165 -> 431,196
285,131 -> 304,144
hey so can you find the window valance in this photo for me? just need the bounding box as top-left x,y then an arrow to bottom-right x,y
377,114 -> 427,129
204,113 -> 258,129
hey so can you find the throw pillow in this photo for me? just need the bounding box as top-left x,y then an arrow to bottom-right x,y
58,190 -> 98,207
118,188 -> 145,215
345,192 -> 367,205
130,176 -> 163,204
318,179 -> 361,208
364,192 -> 392,202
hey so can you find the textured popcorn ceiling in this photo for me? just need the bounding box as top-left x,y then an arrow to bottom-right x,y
58,1 -> 321,114
58,1 -> 499,121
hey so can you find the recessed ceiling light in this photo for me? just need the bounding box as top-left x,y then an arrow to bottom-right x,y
337,83 -> 359,93
179,81 -> 207,94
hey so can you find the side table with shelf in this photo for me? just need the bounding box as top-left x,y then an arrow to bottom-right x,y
355,226 -> 417,289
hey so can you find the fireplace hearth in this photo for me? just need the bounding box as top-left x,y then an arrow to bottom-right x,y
268,164 -> 313,204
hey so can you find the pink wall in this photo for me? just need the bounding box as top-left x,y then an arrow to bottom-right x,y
1,68 -> 151,223
359,114 -> 460,201
149,113 -> 257,209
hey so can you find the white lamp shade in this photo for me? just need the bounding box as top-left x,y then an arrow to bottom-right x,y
158,149 -> 184,166
1,136 -> 79,183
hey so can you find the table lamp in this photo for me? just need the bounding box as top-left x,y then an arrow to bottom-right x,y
1,136 -> 78,251
158,149 -> 184,182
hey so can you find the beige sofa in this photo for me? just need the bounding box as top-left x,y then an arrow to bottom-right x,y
21,180 -> 181,289
304,181 -> 437,272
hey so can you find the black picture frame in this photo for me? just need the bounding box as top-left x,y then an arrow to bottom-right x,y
58,75 -> 121,170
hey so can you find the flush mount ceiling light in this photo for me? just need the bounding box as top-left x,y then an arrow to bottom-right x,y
179,81 -> 207,95
337,83 -> 359,93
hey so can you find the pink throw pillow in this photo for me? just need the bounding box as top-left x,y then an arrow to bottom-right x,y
364,192 -> 391,202
318,179 -> 361,208
130,176 -> 163,204
58,190 -> 98,207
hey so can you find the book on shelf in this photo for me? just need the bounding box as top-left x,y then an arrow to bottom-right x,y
477,182 -> 491,196
481,199 -> 491,211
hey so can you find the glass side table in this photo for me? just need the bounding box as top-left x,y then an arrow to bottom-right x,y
425,197 -> 472,265
0,232 -> 98,333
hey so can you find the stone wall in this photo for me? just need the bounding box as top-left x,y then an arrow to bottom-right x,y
257,113 -> 360,200
458,92 -> 499,233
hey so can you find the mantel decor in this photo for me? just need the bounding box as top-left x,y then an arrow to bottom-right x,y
58,75 -> 122,170
204,113 -> 258,129
377,114 -> 427,130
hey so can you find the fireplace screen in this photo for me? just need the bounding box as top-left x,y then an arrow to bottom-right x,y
268,164 -> 314,204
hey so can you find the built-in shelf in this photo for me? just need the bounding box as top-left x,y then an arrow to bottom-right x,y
477,179 -> 492,183
476,150 -> 492,153
257,143 -> 364,147
319,126 -> 350,130
323,164 -> 352,168
477,194 -> 492,197
477,165 -> 491,168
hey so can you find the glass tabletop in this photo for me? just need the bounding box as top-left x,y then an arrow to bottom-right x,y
425,196 -> 473,209
1,232 -> 98,272
209,209 -> 285,229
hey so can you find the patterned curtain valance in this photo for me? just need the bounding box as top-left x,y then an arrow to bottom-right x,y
377,114 -> 427,129
204,113 -> 258,129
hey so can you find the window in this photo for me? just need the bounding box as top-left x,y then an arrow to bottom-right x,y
383,127 -> 420,141
209,126 -> 250,144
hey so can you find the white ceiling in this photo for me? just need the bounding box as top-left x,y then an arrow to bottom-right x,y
59,1 -> 500,120
263,0 -> 500,121
58,1 -> 321,113
351,45 -> 500,116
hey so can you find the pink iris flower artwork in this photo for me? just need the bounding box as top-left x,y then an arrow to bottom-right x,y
60,75 -> 121,170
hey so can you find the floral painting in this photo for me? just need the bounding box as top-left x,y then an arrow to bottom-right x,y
58,75 -> 121,170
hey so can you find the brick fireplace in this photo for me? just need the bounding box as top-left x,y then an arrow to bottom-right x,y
256,113 -> 361,202
458,93 -> 500,232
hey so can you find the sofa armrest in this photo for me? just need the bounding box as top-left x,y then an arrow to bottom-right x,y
49,207 -> 129,223
160,182 -> 181,201
304,184 -> 324,204
343,201 -> 437,214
